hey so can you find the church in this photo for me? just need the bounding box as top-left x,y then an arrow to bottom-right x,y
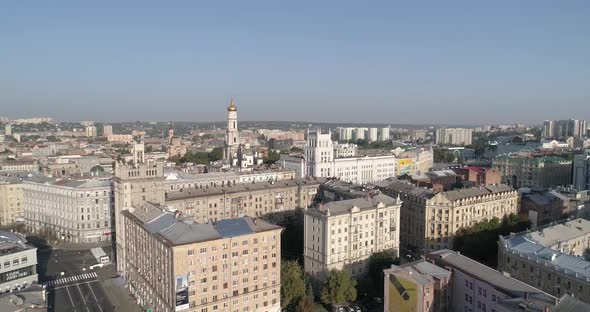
222,98 -> 263,170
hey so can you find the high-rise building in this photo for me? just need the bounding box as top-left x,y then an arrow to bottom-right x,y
4,123 -> 12,136
354,127 -> 366,140
493,155 -> 572,189
113,142 -> 166,277
543,119 -> 587,139
380,127 -> 390,141
304,194 -> 401,282
85,125 -> 97,137
368,127 -> 378,142
435,128 -> 473,146
224,97 -> 240,162
102,124 -> 113,137
573,149 -> 590,191
121,202 -> 282,312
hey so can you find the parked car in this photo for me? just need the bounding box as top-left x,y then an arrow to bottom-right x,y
351,305 -> 362,312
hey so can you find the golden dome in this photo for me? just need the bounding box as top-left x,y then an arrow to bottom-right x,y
227,97 -> 237,112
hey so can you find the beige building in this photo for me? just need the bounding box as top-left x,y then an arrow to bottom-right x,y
0,176 -> 24,225
435,128 -> 473,146
165,178 -> 325,223
304,194 -> 401,282
498,219 -> 590,303
122,202 -> 282,312
380,182 -> 518,252
493,155 -> 572,189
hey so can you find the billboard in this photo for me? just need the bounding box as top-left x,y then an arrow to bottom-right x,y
398,159 -> 414,175
388,274 -> 418,312
175,274 -> 189,311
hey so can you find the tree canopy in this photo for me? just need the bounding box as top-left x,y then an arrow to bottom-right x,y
281,261 -> 307,310
368,252 -> 399,297
264,150 -> 281,165
320,270 -> 357,307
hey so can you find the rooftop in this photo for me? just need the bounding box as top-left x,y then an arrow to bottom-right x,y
311,193 -> 400,217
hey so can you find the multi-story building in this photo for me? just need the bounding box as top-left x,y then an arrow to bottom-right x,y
304,194 -> 401,282
113,141 -> 166,277
543,119 -> 587,139
452,166 -> 502,186
0,160 -> 39,173
4,124 -> 12,137
493,155 -> 572,189
121,202 -> 282,312
333,143 -> 357,158
435,128 -> 473,146
498,219 -> 590,303
0,176 -> 24,225
427,249 -> 559,312
380,127 -> 390,141
573,149 -> 590,191
165,178 -> 325,222
85,125 -> 97,137
409,129 -> 428,141
379,181 -> 518,252
23,176 -> 113,244
368,128 -> 378,142
0,231 -> 38,293
520,189 -> 569,227
224,98 -> 240,162
102,124 -> 113,137
383,260 -> 452,312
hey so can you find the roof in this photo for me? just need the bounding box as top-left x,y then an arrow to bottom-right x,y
312,193 -> 400,217
428,249 -> 556,301
124,202 -> 281,246
551,295 -> 590,312
523,218 -> 590,248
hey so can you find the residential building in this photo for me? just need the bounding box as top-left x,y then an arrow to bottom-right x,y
4,124 -> 12,137
493,155 -> 572,189
0,231 -> 38,293
498,219 -> 590,303
121,202 -> 282,312
333,143 -> 357,158
0,176 -> 24,225
435,128 -> 473,146
427,249 -> 558,312
520,189 -> 568,227
0,160 -> 39,173
383,261 -> 452,312
380,127 -> 390,141
409,129 -> 428,141
368,128 -> 378,142
165,178 -> 325,222
400,169 -> 458,192
452,166 -> 502,186
543,119 -> 587,139
304,194 -> 401,282
573,149 -> 590,191
108,134 -> 134,144
102,124 -> 113,137
379,181 -> 518,252
85,125 -> 97,137
23,177 -> 113,244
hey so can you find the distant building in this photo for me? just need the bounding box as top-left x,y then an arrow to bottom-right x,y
435,128 -> 473,146
409,129 -> 428,141
368,128 -> 378,142
380,127 -> 390,141
102,124 -> 113,137
4,124 -> 12,137
23,177 -> 113,244
493,155 -> 572,189
520,189 -> 569,227
0,231 -> 38,293
107,134 -> 134,144
121,202 -> 282,312
452,166 -> 501,186
85,125 -> 97,137
573,149 -> 590,191
0,160 -> 39,173
304,194 -> 401,282
498,218 -> 590,303
543,119 -> 587,139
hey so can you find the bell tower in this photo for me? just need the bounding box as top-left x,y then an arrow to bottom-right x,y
224,97 -> 239,162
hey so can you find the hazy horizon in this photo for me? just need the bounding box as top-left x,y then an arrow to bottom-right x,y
2,1 -> 589,124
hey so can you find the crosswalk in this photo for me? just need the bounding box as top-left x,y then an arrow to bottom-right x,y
43,272 -> 98,288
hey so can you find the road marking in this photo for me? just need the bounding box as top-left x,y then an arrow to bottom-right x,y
43,272 -> 99,288
52,280 -> 96,291
65,286 -> 77,312
87,282 -> 104,312
76,283 -> 91,312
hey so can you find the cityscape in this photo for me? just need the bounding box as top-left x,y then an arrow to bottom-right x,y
1,2 -> 590,312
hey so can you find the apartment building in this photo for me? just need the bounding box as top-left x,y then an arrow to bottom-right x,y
23,176 -> 113,244
573,149 -> 590,191
165,178 -> 325,223
498,219 -> 590,303
304,194 -> 401,282
0,176 -> 24,225
0,231 -> 38,293
493,155 -> 572,189
121,202 -> 282,312
520,189 -> 569,227
379,181 -> 518,252
452,166 -> 502,186
0,160 -> 39,173
435,128 -> 473,146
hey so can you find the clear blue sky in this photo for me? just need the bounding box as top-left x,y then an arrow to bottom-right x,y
1,1 -> 589,125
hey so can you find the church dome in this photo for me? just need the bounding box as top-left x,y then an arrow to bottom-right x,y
227,97 -> 237,111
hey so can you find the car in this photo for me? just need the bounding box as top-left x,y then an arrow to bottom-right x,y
347,307 -> 355,312
351,305 -> 362,312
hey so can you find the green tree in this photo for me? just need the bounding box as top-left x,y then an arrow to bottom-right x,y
296,295 -> 314,312
290,147 -> 304,153
281,261 -> 306,310
368,252 -> 399,297
264,150 -> 281,165
208,148 -> 223,162
320,270 -> 357,307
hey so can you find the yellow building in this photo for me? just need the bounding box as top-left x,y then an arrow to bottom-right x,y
0,177 -> 24,225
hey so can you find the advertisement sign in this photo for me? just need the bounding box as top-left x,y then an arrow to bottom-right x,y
388,274 -> 418,311
398,159 -> 414,175
175,274 -> 189,311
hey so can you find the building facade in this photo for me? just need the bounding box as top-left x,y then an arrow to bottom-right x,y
224,98 -> 240,162
304,194 -> 401,282
498,219 -> 590,303
435,128 -> 473,146
0,231 -> 38,293
573,149 -> 590,191
493,156 -> 572,189
543,119 -> 587,139
380,182 -> 518,252
103,124 -> 113,137
0,177 -> 24,225
122,202 -> 282,312
23,178 -> 113,244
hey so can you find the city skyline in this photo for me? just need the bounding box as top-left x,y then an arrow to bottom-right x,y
2,1 -> 589,124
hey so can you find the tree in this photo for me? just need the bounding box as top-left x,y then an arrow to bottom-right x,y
264,150 -> 281,165
368,252 -> 399,297
320,270 -> 357,307
290,147 -> 304,153
296,295 -> 314,312
281,261 -> 306,310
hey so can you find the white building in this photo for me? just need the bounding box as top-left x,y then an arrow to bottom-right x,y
0,231 -> 38,293
380,127 -> 390,141
333,143 -> 357,158
368,128 -> 378,142
103,124 -> 113,137
85,125 -> 97,137
4,124 -> 12,137
224,97 -> 239,162
435,128 -> 473,146
354,128 -> 367,141
304,194 -> 401,282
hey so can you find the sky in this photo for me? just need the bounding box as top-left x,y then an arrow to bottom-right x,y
1,1 -> 589,125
